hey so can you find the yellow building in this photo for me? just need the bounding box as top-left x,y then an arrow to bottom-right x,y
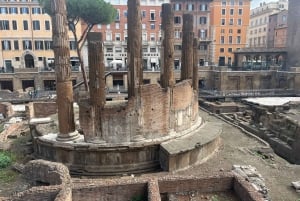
0,0 -> 81,91
210,0 -> 250,66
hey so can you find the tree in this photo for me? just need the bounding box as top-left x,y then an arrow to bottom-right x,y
39,0 -> 117,90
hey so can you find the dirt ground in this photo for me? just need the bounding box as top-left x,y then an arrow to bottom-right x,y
148,110 -> 300,201
0,109 -> 300,200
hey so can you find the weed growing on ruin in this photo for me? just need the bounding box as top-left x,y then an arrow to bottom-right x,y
0,123 -> 4,133
0,151 -> 14,169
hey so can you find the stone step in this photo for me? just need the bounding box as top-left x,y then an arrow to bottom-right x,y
160,122 -> 223,172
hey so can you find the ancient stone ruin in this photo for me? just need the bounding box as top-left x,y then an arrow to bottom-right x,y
31,1 -> 221,176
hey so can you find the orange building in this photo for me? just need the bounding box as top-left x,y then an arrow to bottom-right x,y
210,0 -> 250,66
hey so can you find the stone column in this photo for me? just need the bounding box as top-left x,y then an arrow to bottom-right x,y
127,0 -> 143,98
86,32 -> 106,143
51,0 -> 79,141
193,38 -> 198,91
161,3 -> 175,88
181,14 -> 194,80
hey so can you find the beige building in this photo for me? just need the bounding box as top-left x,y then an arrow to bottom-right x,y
247,0 -> 288,48
0,0 -> 82,91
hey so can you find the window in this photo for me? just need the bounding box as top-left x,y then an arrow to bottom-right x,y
150,47 -> 156,52
20,7 -> 29,14
221,29 -> 225,33
174,3 -> 181,11
238,9 -> 243,15
142,10 -> 146,18
124,23 -> 127,29
199,17 -> 207,24
230,9 -> 234,15
115,33 -> 121,41
106,47 -> 113,52
32,20 -> 40,30
124,10 -> 127,17
115,9 -> 120,21
115,47 -> 122,52
69,41 -> 76,50
9,7 -> 18,14
142,24 -> 146,29
150,33 -> 155,41
35,40 -> 44,50
220,36 -> 225,44
150,23 -> 155,30
12,20 -> 17,30
237,29 -> 241,34
14,40 -> 19,50
228,48 -> 233,52
239,0 -> 243,6
0,20 -> 9,30
199,29 -> 207,39
174,45 -> 181,50
200,4 -> 208,11
174,29 -> 181,39
222,0 -> 226,6
1,40 -> 11,50
237,36 -> 241,44
174,16 -> 181,24
143,48 -> 148,53
229,19 -> 234,25
23,40 -> 32,50
15,57 -> 20,61
186,3 -> 194,11
221,19 -> 225,25
222,9 -> 225,15
44,41 -> 53,50
32,7 -> 41,14
106,32 -> 112,41
0,7 -> 8,14
150,11 -> 155,21
230,0 -> 235,6
229,36 -> 233,44
220,48 -> 224,53
45,20 -> 50,30
237,19 -> 242,25
115,23 -> 120,29
229,29 -> 233,33
23,20 -> 28,30
142,33 -> 147,41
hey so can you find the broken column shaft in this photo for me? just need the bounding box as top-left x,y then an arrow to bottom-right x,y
127,0 -> 143,98
181,14 -> 194,81
161,3 -> 175,88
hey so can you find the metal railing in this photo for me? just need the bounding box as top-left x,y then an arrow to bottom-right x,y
199,89 -> 300,98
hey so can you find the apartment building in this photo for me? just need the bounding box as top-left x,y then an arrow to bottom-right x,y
0,0 -> 82,91
82,0 -> 169,70
268,10 -> 288,48
247,0 -> 288,48
210,0 -> 250,66
170,0 -> 212,69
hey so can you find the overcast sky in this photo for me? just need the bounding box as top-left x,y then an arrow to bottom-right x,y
251,0 -> 276,8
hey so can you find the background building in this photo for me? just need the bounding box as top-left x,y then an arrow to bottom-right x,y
210,0 -> 250,66
247,0 -> 288,48
0,0 -> 82,91
82,0 -> 169,70
267,10 -> 288,48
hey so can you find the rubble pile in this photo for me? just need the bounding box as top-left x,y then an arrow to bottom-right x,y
232,165 -> 270,201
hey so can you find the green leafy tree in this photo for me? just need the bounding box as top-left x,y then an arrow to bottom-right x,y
39,0 -> 117,90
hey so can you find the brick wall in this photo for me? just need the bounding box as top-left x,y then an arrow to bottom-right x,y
32,102 -> 57,118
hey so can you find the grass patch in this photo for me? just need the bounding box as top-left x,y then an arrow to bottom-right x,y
0,168 -> 18,183
0,123 -> 4,133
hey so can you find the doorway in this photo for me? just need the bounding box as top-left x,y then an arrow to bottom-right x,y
25,54 -> 34,68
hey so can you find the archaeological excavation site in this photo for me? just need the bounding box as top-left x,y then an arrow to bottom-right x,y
1,0 -> 300,201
